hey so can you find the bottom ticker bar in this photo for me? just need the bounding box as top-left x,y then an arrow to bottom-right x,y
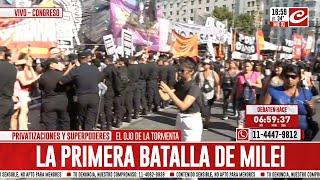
1,170 -> 320,178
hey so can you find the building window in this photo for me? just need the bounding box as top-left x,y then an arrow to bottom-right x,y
266,0 -> 269,5
207,0 -> 210,3
284,3 -> 287,7
223,5 -> 226,8
164,5 -> 166,8
266,9 -> 268,15
215,0 -> 218,2
191,9 -> 194,13
177,3 -> 180,7
177,18 -> 179,22
247,2 -> 250,7
164,12 -> 166,16
252,1 -> 255,6
183,9 -> 186,13
190,17 -> 194,21
183,18 -> 186,22
177,11 -> 179,15
294,2 -> 299,7
170,11 -> 172,15
247,11 -> 250,14
191,1 -> 194,5
206,7 -> 210,11
251,10 -> 255,15
170,4 -> 173,8
232,4 -> 235,9
214,6 -> 217,9
199,0 -> 202,4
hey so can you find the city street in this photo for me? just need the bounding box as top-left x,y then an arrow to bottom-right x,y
28,99 -> 320,142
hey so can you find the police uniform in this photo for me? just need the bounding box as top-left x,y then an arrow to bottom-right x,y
60,52 -> 103,130
158,61 -> 169,108
102,62 -> 121,130
138,61 -> 148,115
114,65 -> 128,127
39,59 -> 70,130
146,59 -> 160,112
0,47 -> 17,130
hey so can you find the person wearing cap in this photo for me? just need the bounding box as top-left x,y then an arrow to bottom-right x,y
158,56 -> 169,109
60,51 -> 103,130
62,54 -> 80,130
38,58 -> 70,130
137,55 -> 149,115
146,54 -> 160,113
0,46 -> 17,130
102,55 -> 121,130
195,58 -> 221,129
113,58 -> 129,128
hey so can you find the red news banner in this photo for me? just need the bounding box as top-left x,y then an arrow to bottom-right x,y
0,142 -> 320,171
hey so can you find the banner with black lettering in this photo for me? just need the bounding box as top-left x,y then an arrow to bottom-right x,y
232,32 -> 257,60
122,29 -> 133,58
279,39 -> 294,60
103,35 -> 118,59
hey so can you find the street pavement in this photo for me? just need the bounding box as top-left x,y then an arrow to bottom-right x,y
28,99 -> 320,141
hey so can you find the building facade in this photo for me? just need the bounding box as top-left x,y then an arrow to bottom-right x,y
263,0 -> 320,51
156,0 -> 235,23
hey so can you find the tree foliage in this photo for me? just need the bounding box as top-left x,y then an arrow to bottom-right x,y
234,13 -> 256,35
212,7 -> 233,28
212,7 -> 256,35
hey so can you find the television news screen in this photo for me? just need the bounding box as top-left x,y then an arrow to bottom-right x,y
0,1 -> 319,179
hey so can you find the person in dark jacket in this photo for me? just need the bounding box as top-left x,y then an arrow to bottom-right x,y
39,58 -> 70,130
146,55 -> 160,113
60,51 -> 103,130
103,55 -> 121,130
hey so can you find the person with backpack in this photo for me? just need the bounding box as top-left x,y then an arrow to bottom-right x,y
221,61 -> 238,120
232,60 -> 262,128
195,59 -> 221,130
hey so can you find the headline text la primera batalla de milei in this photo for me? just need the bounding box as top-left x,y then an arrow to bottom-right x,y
36,145 -> 285,168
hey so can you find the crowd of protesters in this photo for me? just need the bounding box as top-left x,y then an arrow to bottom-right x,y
0,45 -> 319,141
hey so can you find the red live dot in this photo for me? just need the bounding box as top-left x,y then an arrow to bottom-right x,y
67,172 -> 71,177
261,172 -> 265,177
170,172 -> 174,176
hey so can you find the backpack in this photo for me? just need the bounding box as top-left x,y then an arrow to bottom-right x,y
200,71 -> 215,94
238,73 -> 256,107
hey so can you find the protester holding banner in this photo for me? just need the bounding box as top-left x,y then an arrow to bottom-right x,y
159,57 -> 203,143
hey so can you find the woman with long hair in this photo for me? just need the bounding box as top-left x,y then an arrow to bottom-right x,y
221,60 -> 239,120
159,57 -> 203,142
261,61 -> 284,97
232,60 -> 262,128
262,64 -> 316,139
254,61 -> 265,102
15,53 -> 40,130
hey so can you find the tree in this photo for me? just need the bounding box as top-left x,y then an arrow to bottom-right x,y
212,7 -> 233,28
234,13 -> 256,35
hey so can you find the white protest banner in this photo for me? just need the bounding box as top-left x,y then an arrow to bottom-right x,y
122,29 -> 133,57
56,12 -> 74,49
169,22 -> 228,44
103,35 -> 118,59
